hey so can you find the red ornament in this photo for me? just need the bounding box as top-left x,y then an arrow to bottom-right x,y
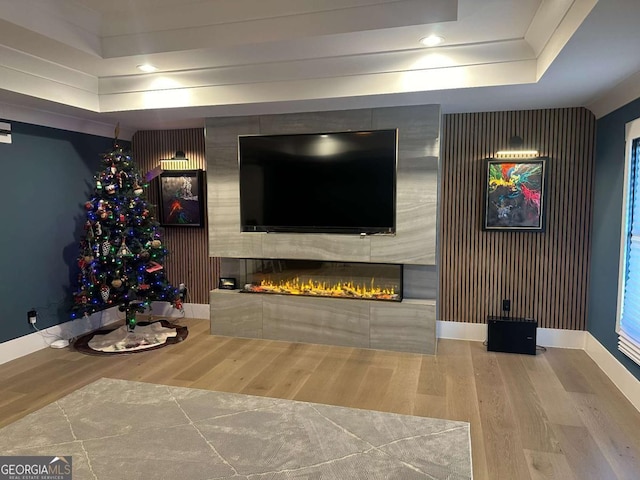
85,201 -> 93,210
174,298 -> 183,311
119,214 -> 126,223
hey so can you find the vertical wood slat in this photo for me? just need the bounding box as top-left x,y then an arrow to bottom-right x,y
132,128 -> 220,305
439,108 -> 595,330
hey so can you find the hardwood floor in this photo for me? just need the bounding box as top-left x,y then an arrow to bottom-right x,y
1,318 -> 639,479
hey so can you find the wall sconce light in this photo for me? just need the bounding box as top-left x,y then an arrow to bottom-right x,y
161,150 -> 189,163
495,135 -> 539,159
144,150 -> 190,181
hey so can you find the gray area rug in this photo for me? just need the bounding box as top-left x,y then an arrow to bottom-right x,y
0,378 -> 472,479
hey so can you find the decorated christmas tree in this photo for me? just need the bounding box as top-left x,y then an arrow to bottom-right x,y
71,131 -> 181,330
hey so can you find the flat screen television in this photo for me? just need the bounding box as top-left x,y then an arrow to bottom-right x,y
238,129 -> 397,234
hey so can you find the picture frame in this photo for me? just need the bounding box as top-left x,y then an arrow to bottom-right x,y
158,170 -> 205,227
483,157 -> 547,231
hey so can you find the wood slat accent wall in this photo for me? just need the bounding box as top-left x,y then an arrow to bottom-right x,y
440,108 -> 595,330
132,128 -> 220,304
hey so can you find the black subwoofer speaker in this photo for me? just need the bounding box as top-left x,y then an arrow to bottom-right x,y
487,316 -> 537,355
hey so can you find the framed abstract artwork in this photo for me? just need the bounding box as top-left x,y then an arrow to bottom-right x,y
158,170 -> 205,227
483,158 -> 548,231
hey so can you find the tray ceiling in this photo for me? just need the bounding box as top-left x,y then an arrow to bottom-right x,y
0,0 -> 638,132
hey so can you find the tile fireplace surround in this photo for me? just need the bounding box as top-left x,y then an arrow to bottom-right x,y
206,105 -> 440,355
210,288 -> 436,354
211,257 -> 436,354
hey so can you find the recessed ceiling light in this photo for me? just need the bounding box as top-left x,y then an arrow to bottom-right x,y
137,64 -> 158,73
419,35 -> 445,47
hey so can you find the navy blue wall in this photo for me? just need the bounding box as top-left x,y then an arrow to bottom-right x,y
0,121 -> 124,343
588,97 -> 640,381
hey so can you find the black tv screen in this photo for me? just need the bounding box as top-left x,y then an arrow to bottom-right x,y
239,129 -> 397,234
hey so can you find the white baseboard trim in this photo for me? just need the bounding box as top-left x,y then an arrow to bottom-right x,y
436,321 -> 587,349
536,327 -> 587,349
584,332 -> 640,412
0,308 -> 122,366
437,320 -> 487,342
0,303 -> 209,366
148,302 -> 209,320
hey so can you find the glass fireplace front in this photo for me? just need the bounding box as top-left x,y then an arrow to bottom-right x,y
240,259 -> 402,301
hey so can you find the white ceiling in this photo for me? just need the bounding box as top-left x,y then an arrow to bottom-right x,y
0,0 -> 639,135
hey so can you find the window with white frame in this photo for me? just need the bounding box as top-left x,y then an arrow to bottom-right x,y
618,118 -> 640,366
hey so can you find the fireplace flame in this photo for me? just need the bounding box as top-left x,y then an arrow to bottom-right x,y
245,277 -> 399,301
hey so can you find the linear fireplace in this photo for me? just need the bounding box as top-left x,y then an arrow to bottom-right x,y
240,259 -> 402,301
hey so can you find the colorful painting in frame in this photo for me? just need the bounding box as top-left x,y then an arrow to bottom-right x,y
483,158 -> 547,231
158,170 -> 205,227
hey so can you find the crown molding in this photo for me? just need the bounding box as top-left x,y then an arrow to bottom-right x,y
0,101 -> 134,140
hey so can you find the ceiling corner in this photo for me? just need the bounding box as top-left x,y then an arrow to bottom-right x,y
525,0 -> 598,80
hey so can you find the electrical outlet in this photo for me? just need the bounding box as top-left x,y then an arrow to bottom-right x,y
27,309 -> 37,325
502,299 -> 511,312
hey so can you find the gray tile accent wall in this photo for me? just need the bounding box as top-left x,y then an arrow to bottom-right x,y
263,295 -> 370,348
210,290 -> 263,338
370,300 -> 437,354
206,105 -> 440,266
210,290 -> 436,354
206,105 -> 440,351
403,265 -> 438,300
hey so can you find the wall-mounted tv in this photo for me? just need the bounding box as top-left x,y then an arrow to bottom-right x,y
239,129 -> 397,235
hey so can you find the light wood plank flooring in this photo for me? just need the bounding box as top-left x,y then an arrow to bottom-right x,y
1,318 -> 639,480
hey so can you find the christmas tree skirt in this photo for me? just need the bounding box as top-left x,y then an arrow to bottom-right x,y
74,320 -> 188,355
